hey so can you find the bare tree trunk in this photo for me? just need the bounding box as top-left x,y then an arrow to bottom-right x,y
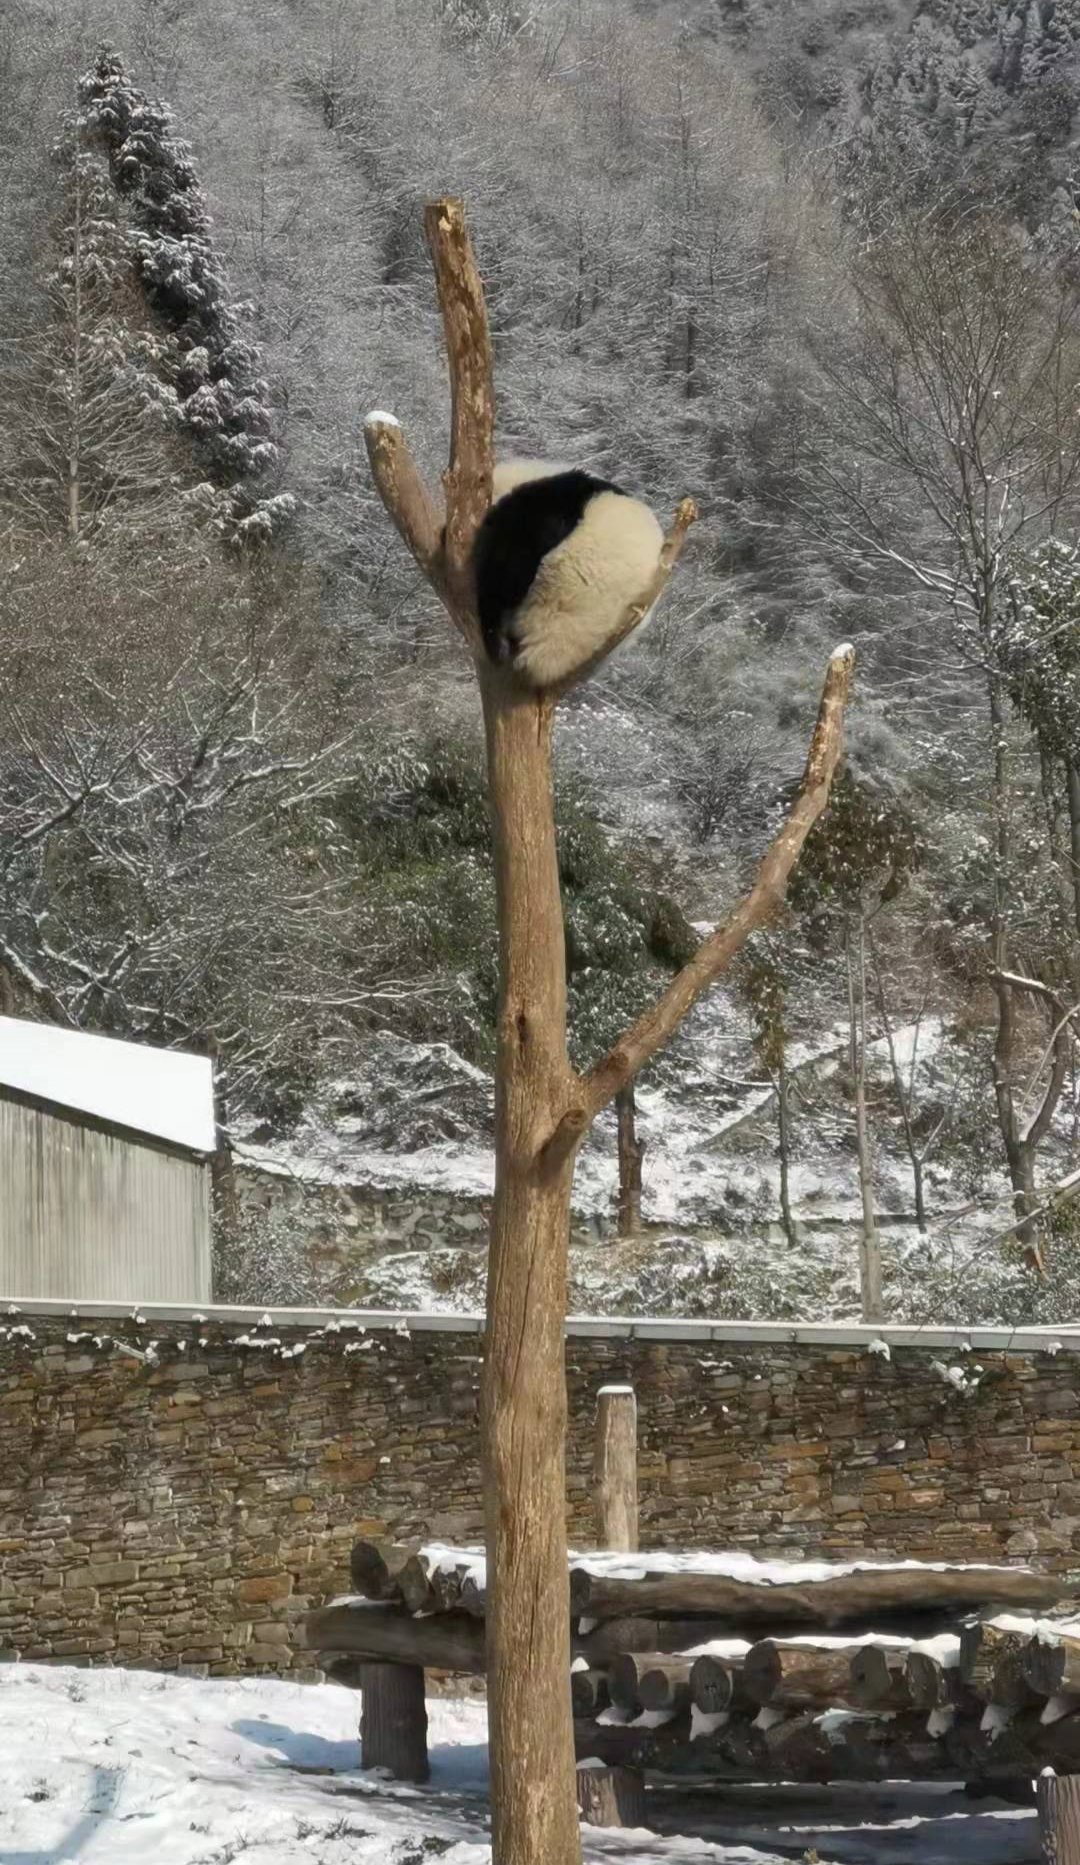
207,1038 -> 241,1254
986,675 -> 1042,1264
480,676 -> 581,1865
68,151 -> 82,542
869,929 -> 927,1231
777,1055 -> 796,1245
615,1082 -> 645,1236
847,917 -> 882,1321
1066,760 -> 1080,950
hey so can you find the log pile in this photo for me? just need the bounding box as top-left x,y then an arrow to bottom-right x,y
304,1542 -> 1080,1787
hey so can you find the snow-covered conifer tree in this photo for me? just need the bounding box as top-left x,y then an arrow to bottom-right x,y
77,49 -> 294,545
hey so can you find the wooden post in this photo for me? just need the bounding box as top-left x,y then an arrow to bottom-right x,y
576,1764 -> 646,1829
582,1383 -> 644,1828
593,1385 -> 638,1552
358,1662 -> 429,1782
1040,1770 -> 1080,1863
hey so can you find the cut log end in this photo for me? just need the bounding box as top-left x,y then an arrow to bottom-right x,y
576,1764 -> 647,1830
690,1652 -> 736,1714
849,1644 -> 911,1711
349,1540 -> 414,1603
571,1669 -> 610,1717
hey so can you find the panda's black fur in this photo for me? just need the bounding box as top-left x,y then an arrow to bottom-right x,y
472,468 -> 620,668
463,458 -> 665,688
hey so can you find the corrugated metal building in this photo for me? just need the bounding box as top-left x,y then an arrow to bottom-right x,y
0,1016 -> 215,1302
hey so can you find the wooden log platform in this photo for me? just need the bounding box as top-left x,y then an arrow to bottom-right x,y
304,1601 -> 486,1672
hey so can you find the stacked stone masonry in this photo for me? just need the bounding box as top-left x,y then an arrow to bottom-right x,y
0,1307 -> 1076,1677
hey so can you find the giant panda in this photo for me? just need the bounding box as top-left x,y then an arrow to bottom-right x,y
471,459 -> 664,687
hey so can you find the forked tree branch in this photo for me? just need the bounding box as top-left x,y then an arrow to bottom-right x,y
363,197 -> 495,654
423,199 -> 494,629
367,200 -> 694,677
545,644 -> 856,1160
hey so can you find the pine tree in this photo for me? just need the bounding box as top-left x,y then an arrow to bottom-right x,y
76,49 -> 293,545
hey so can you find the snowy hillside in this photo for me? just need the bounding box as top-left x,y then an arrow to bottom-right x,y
232,980 -> 1077,1326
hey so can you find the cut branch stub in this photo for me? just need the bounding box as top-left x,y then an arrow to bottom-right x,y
363,418 -> 447,602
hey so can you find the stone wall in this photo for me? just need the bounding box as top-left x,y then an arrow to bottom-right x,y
1,1304 -> 1078,1676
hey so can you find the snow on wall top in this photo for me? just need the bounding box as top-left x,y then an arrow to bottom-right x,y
0,1016 -> 215,1156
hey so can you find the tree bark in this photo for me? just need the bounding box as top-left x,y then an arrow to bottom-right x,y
576,1765 -> 647,1829
358,1662 -> 429,1781
689,1652 -> 740,1713
1066,761 -> 1080,950
207,1036 -> 241,1257
987,672 -> 1046,1270
593,1385 -> 638,1552
869,930 -> 928,1231
637,1655 -> 694,1714
578,1617 -> 744,1665
609,1650 -> 659,1714
480,675 -> 581,1865
905,1644 -> 963,1709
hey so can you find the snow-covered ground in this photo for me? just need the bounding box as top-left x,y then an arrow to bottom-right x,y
0,1663 -> 1040,1864
233,998 -> 942,1230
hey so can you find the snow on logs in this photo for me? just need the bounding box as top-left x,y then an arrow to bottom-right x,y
342,1539 -> 1069,1624
306,1543 -> 1080,1787
563,1550 -> 1069,1623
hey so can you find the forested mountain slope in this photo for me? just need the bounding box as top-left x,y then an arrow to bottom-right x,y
2,0 -> 1080,1320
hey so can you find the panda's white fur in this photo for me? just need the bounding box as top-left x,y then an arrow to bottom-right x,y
474,458 -> 664,687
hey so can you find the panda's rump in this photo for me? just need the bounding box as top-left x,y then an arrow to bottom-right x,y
516,489 -> 664,663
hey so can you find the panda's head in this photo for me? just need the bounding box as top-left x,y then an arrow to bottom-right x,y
470,458 -> 664,688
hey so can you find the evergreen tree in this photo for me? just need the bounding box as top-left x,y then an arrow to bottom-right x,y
77,49 -> 293,545
0,125 -> 176,541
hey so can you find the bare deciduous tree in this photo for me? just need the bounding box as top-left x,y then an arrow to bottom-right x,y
796,207 -> 1080,1261
364,198 -> 852,1865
